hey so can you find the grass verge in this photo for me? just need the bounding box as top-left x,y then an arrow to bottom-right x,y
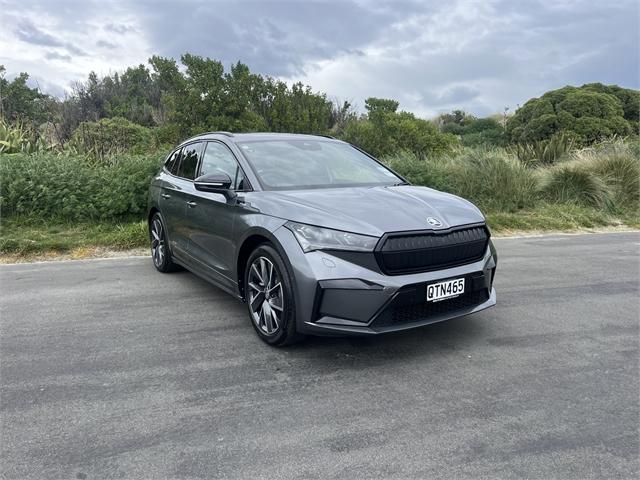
0,218 -> 148,261
2,204 -> 638,262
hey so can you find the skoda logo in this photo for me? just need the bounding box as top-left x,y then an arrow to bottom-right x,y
426,217 -> 442,227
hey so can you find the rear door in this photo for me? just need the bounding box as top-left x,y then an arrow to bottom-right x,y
186,141 -> 249,286
158,148 -> 184,254
160,142 -> 204,258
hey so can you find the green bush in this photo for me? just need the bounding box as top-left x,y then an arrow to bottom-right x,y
68,117 -> 157,156
509,132 -> 576,166
384,150 -> 454,192
507,84 -> 638,145
440,115 -> 507,147
0,153 -> 164,221
339,97 -> 458,158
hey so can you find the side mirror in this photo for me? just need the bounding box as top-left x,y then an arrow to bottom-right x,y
194,172 -> 236,200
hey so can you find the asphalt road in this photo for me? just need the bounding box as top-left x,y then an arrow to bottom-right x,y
1,232 -> 639,480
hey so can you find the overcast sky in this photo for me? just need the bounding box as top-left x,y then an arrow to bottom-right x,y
0,0 -> 638,117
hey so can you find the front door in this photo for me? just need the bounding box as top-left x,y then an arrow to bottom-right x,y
186,141 -> 248,287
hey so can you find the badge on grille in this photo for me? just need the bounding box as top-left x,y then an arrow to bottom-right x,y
426,217 -> 442,227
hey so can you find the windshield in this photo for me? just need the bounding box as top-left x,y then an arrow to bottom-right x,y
237,140 -> 403,190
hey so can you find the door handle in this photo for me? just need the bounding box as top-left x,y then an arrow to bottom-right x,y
161,193 -> 171,199
186,201 -> 198,208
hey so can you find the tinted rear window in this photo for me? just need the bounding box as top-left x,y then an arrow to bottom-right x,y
165,149 -> 182,175
177,142 -> 202,180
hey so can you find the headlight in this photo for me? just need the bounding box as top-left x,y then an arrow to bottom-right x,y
285,221 -> 378,253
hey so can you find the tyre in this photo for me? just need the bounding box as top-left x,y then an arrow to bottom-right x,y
245,244 -> 302,346
149,212 -> 179,273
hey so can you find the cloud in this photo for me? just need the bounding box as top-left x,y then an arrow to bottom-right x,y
15,19 -> 87,56
15,20 -> 63,47
128,0 -> 409,77
426,86 -> 482,107
103,22 -> 137,34
44,51 -> 72,62
96,39 -> 118,50
0,0 -> 637,117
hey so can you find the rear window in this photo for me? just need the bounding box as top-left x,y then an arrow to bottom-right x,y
165,148 -> 182,175
177,142 -> 202,180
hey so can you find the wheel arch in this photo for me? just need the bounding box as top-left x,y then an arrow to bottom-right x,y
236,227 -> 293,301
148,207 -> 160,226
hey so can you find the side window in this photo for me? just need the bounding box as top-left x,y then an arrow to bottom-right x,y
200,142 -> 247,190
164,148 -> 182,175
177,142 -> 202,180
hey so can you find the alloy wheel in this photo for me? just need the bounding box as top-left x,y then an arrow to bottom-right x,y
247,256 -> 284,335
150,217 -> 166,267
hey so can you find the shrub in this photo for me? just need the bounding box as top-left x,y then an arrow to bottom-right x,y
507,83 -> 638,145
0,153 -> 164,221
509,132 -> 576,166
384,150 -> 454,192
0,119 -> 55,154
68,117 -> 157,156
340,98 -> 458,158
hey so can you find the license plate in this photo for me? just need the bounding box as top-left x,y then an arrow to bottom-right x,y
426,278 -> 465,302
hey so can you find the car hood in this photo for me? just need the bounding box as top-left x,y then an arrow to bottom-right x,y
248,185 -> 485,237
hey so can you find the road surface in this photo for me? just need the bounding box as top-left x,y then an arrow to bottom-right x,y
1,232 -> 639,479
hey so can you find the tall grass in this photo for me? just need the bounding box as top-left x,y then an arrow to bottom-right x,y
539,139 -> 639,213
386,148 -> 538,212
385,138 -> 639,218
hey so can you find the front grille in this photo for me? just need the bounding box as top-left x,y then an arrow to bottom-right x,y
377,225 -> 489,275
371,289 -> 490,328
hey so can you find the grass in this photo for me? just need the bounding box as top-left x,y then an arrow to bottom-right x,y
485,203 -> 627,232
0,218 -> 148,260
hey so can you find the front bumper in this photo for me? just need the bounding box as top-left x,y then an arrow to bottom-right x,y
274,226 -> 497,336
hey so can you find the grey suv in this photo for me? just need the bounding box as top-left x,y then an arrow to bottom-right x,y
148,132 -> 497,346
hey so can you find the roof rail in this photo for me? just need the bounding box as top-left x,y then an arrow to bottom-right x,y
316,134 -> 336,139
199,131 -> 234,137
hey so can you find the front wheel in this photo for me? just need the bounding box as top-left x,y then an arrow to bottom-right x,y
245,245 -> 302,346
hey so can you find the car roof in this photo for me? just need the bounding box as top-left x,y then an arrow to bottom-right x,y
178,131 -> 339,147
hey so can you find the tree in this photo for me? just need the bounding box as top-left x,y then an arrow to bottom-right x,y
438,109 -> 476,129
340,97 -> 458,157
507,83 -> 639,145
0,65 -> 52,124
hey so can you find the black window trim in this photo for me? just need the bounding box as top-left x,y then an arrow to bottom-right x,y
198,140 -> 253,192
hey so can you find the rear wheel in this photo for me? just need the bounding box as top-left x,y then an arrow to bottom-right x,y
245,245 -> 301,346
149,213 -> 178,273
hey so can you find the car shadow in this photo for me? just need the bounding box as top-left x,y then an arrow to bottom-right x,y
285,314 -> 492,366
176,268 -> 495,367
